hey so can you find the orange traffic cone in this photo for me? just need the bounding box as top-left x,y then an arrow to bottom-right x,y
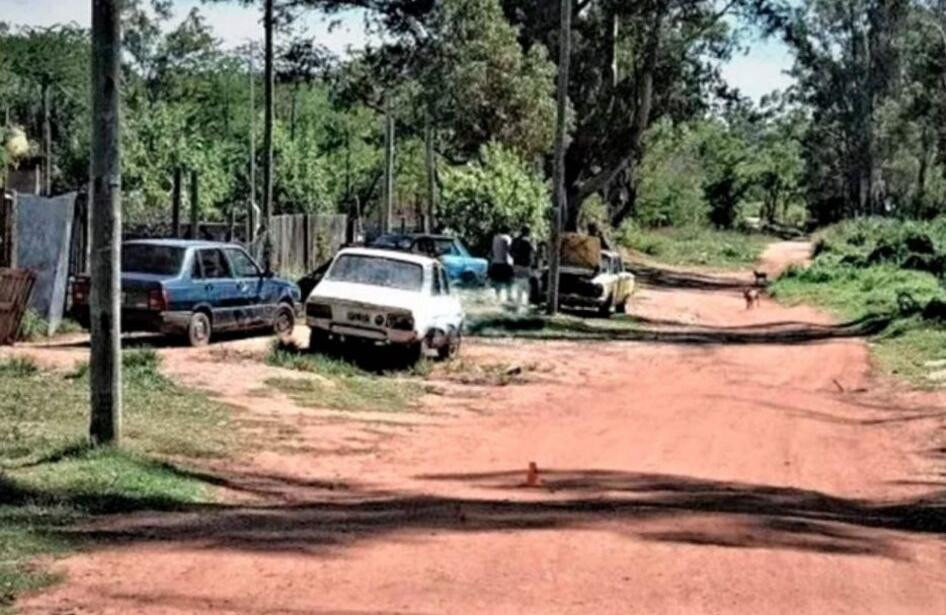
526,462 -> 540,487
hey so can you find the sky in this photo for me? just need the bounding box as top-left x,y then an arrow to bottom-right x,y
0,0 -> 794,102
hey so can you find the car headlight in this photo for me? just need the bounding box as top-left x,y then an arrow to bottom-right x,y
592,283 -> 605,296
386,313 -> 415,331
307,303 -> 332,319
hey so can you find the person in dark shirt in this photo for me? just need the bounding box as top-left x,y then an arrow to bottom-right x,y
511,226 -> 535,307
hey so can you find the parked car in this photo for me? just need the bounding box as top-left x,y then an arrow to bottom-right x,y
72,239 -> 302,346
532,249 -> 636,317
370,233 -> 488,286
305,247 -> 464,360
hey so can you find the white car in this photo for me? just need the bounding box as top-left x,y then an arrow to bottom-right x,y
305,247 -> 465,360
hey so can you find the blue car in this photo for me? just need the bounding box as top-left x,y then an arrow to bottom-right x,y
73,239 -> 302,346
371,234 -> 488,286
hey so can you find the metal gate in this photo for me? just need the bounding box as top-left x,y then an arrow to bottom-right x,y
0,268 -> 35,345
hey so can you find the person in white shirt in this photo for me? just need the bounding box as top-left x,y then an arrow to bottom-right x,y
489,225 -> 514,302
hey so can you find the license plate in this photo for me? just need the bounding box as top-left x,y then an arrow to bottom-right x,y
347,311 -> 370,323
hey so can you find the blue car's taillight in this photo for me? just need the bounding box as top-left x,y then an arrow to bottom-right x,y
148,289 -> 169,311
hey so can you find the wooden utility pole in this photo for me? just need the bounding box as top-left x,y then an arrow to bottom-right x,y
248,50 -> 257,244
261,0 -> 274,270
548,0 -> 572,315
171,166 -> 182,237
189,170 -> 199,239
89,0 -> 122,446
42,82 -> 52,195
424,108 -> 436,233
383,94 -> 395,233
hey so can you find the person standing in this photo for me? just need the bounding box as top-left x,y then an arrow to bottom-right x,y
489,225 -> 514,302
511,226 -> 536,307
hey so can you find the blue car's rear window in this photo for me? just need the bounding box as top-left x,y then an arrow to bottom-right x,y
123,245 -> 185,276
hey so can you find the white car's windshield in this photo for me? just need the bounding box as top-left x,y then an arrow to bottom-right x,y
328,254 -> 424,292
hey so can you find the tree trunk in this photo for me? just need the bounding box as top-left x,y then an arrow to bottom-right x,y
290,85 -> 298,142
42,82 -> 52,196
261,0 -> 275,270
607,4 -> 664,228
171,166 -> 182,237
89,0 -> 122,446
548,0 -> 572,316
424,108 -> 436,233
189,170 -> 199,239
383,94 -> 395,233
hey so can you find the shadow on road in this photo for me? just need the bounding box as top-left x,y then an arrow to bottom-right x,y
467,312 -> 891,345
7,466 -> 943,562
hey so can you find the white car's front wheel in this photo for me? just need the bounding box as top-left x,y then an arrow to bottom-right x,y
437,326 -> 461,360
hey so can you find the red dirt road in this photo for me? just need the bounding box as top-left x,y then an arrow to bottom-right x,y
18,241 -> 946,614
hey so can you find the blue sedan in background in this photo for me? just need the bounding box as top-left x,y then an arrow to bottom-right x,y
73,239 -> 302,346
371,234 -> 488,286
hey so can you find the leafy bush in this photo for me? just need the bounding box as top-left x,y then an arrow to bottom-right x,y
439,142 -> 549,254
618,222 -> 771,269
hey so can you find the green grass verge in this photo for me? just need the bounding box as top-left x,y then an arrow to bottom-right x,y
266,343 -> 424,413
620,225 -> 772,269
0,350 -> 234,610
771,220 -> 946,386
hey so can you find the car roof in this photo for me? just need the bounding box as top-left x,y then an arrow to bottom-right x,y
377,233 -> 455,241
337,246 -> 436,266
123,239 -> 238,250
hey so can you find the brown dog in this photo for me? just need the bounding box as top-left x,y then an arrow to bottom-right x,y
752,270 -> 769,286
744,288 -> 761,309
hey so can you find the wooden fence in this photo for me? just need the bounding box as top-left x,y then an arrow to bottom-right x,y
269,214 -> 347,275
0,268 -> 35,345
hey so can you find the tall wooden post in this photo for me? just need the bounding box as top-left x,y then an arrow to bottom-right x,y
261,0 -> 275,270
189,170 -> 199,239
171,166 -> 182,237
383,94 -> 395,233
42,82 -> 52,196
248,50 -> 257,245
89,0 -> 122,446
548,0 -> 572,315
424,108 -> 436,233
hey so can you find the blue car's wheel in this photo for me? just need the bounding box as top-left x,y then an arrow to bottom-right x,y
187,312 -> 212,347
460,270 -> 478,286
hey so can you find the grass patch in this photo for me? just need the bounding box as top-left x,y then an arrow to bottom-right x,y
16,310 -> 84,343
619,225 -> 772,269
0,349 -> 235,608
770,218 -> 946,386
265,343 -> 423,413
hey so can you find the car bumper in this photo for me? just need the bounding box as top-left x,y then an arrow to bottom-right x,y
307,318 -> 419,345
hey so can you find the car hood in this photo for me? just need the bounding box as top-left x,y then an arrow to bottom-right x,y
310,280 -> 423,312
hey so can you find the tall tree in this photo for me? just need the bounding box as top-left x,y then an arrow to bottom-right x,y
89,0 -> 123,446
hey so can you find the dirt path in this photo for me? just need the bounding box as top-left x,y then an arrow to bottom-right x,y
18,241 -> 946,615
